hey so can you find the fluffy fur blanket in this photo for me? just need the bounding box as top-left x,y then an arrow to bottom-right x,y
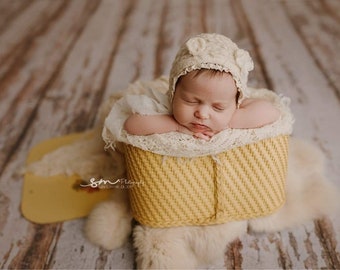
26,77 -> 340,269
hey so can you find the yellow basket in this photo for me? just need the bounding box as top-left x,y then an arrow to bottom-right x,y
124,135 -> 289,228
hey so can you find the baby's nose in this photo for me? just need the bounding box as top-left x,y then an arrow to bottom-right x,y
195,106 -> 210,119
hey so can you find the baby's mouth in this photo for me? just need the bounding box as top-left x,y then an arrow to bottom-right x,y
191,123 -> 210,131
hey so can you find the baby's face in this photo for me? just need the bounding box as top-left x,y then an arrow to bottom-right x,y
172,71 -> 238,135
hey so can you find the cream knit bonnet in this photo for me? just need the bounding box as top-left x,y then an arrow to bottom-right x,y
168,33 -> 254,104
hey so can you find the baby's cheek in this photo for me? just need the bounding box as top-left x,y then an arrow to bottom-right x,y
215,115 -> 231,130
177,105 -> 192,119
173,107 -> 188,125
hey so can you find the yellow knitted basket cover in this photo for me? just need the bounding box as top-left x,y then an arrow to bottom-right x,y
124,135 -> 289,228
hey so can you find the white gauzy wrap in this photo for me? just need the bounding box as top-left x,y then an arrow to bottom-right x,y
102,76 -> 294,157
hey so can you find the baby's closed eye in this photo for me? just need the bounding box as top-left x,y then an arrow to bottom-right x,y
212,104 -> 226,111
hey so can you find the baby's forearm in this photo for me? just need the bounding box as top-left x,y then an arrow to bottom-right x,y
229,98 -> 280,129
124,114 -> 180,136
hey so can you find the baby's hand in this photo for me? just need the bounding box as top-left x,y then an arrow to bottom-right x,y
193,131 -> 214,141
177,124 -> 214,141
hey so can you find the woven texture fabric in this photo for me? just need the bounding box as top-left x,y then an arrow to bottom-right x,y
125,135 -> 289,228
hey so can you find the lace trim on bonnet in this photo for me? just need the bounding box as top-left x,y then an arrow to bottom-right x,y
102,76 -> 294,158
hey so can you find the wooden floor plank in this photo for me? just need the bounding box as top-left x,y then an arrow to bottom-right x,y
283,0 -> 340,98
241,0 -> 340,176
230,0 -> 269,89
24,0 -> 130,137
0,1 -> 134,269
241,0 -> 340,268
0,0 -> 99,174
0,0 -> 32,34
102,0 -> 164,97
323,0 -> 340,22
0,0 -> 339,269
0,0 -> 67,79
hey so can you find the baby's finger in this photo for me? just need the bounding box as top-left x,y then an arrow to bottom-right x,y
203,131 -> 215,137
193,133 -> 211,141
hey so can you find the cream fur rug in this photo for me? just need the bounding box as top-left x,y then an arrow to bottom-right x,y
26,129 -> 340,268
25,77 -> 340,269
